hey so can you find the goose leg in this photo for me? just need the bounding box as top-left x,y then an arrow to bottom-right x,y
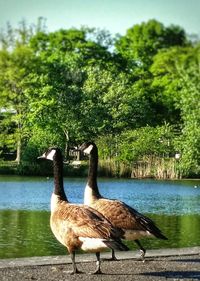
101,249 -> 118,261
70,252 -> 83,274
111,249 -> 118,261
92,252 -> 102,274
135,240 -> 146,262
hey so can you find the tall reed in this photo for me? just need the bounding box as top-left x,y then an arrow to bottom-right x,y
98,156 -> 181,179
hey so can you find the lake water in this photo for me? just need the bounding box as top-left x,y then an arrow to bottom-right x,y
0,175 -> 200,259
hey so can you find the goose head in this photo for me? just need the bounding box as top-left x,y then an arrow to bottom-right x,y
79,141 -> 96,155
38,147 -> 60,161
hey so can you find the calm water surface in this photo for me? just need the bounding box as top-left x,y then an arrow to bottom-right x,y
0,175 -> 200,258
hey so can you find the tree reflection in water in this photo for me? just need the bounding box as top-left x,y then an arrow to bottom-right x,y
0,209 -> 200,258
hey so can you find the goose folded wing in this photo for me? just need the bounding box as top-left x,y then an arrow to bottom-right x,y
92,198 -> 162,233
54,203 -> 115,239
122,202 -> 167,239
92,198 -> 141,229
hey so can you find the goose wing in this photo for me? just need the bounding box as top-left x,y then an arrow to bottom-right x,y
52,202 -> 122,239
121,201 -> 167,239
91,198 -> 138,229
91,198 -> 167,239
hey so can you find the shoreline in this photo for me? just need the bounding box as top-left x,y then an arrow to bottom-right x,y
1,247 -> 200,281
1,246 -> 200,269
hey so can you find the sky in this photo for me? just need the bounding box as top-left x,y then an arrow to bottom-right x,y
0,0 -> 200,36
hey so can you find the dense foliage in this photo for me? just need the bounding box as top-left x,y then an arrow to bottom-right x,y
0,18 -> 199,178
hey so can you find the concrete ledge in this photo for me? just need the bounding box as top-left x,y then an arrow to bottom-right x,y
0,247 -> 200,269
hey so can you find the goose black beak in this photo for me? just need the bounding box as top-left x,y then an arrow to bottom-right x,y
37,154 -> 46,160
37,151 -> 47,160
79,143 -> 87,151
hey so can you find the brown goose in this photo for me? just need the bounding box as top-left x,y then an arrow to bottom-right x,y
38,147 -> 128,274
80,141 -> 167,261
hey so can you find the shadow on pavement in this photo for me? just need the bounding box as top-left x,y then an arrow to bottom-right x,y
170,258 -> 200,263
139,270 -> 200,279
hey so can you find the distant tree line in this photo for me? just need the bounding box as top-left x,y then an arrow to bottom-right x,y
0,18 -> 199,178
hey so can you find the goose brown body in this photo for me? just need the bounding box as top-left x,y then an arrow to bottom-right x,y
50,194 -> 125,253
38,147 -> 128,274
80,142 -> 167,260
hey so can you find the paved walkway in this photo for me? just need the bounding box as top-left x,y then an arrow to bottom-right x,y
0,247 -> 200,281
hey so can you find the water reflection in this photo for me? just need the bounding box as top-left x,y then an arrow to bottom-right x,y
0,210 -> 66,258
0,209 -> 200,259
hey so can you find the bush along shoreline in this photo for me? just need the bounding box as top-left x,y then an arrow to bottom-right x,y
0,159 -> 199,179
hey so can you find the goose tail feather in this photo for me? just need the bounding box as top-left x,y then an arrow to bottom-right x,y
103,239 -> 129,251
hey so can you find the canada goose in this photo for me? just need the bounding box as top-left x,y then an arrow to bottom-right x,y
80,141 -> 167,261
38,147 -> 128,274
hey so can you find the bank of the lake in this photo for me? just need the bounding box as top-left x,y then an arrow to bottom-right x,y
0,159 -> 199,179
1,248 -> 200,281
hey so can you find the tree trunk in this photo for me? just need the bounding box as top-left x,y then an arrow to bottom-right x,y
15,138 -> 21,164
64,129 -> 69,161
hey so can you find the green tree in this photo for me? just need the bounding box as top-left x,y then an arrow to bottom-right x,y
28,28 -> 120,147
150,44 -> 200,176
0,18 -> 46,163
150,46 -> 188,124
117,124 -> 176,163
115,19 -> 188,69
114,20 -> 189,127
0,46 -> 41,162
176,47 -> 200,175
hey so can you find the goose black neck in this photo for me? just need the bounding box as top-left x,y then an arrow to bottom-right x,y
53,150 -> 67,201
88,145 -> 101,197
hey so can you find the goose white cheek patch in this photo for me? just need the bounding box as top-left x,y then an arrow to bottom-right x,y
47,149 -> 56,160
84,145 -> 93,154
